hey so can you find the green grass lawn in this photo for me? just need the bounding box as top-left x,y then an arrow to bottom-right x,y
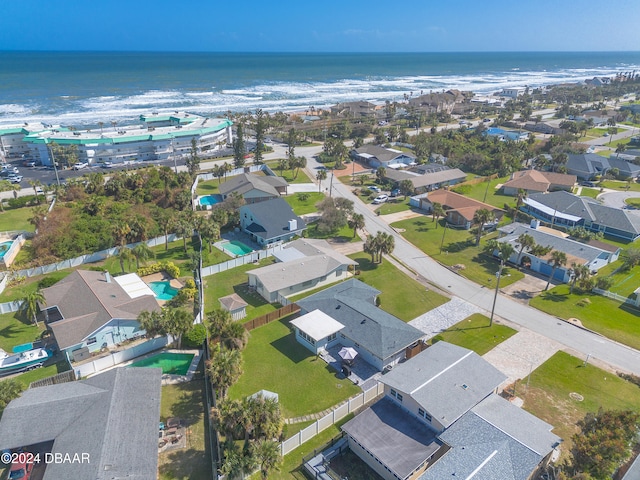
283,192 -> 325,215
158,364 -> 211,480
578,187 -> 600,198
305,222 -> 359,243
376,199 -> 411,215
349,255 -> 449,321
202,257 -> 278,321
195,179 -> 222,196
451,175 -> 515,210
0,311 -> 47,351
597,263 -> 640,297
626,197 -> 640,208
529,284 -> 640,350
391,217 -> 524,288
601,178 -> 640,192
430,313 -> 517,355
0,270 -> 72,303
517,351 -> 640,457
0,206 -> 37,232
228,316 -> 360,418
266,162 -> 312,184
12,356 -> 71,388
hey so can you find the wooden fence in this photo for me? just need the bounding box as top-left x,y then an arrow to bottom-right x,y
457,173 -> 499,187
243,304 -> 300,331
29,370 -> 76,389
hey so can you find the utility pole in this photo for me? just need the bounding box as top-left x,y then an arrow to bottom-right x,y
489,259 -> 504,327
47,143 -> 61,188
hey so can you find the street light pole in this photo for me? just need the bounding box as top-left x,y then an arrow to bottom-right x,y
439,222 -> 448,254
489,259 -> 504,327
47,143 -> 61,188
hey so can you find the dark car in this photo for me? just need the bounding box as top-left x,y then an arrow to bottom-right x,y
390,188 -> 400,197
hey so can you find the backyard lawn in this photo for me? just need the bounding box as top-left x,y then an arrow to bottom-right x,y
577,187 -> 600,198
391,217 -> 524,288
12,356 -> 70,388
284,192 -> 325,215
0,206 -> 37,232
306,222 -> 359,243
430,313 -> 517,355
451,175 -> 515,210
529,284 -> 640,350
228,316 -> 360,419
517,351 -> 640,457
0,311 -> 46,352
202,257 -> 277,321
266,161 -> 313,184
348,255 -> 449,321
0,270 -> 72,303
158,363 -> 211,480
195,179 -> 222,196
601,179 -> 640,192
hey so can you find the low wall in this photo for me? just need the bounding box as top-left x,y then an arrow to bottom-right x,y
73,335 -> 171,378
201,244 -> 283,278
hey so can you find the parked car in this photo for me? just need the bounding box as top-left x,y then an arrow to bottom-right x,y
373,194 -> 389,204
72,162 -> 88,170
99,161 -> 114,168
8,175 -> 23,184
9,457 -> 33,480
368,185 -> 381,193
580,181 -> 596,187
390,188 -> 400,197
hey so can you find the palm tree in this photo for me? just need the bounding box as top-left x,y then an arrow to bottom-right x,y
316,169 -> 327,193
164,308 -> 193,349
112,221 -> 131,247
29,180 -> 42,204
569,263 -> 591,294
431,202 -> 445,228
199,218 -> 220,253
473,208 -> 495,246
545,250 -> 567,291
0,180 -> 15,212
137,310 -> 164,337
277,158 -> 289,177
349,213 -> 365,238
251,440 -> 281,480
117,246 -> 134,274
363,235 -> 376,263
206,344 -> 243,399
19,290 -> 45,326
131,243 -> 155,270
379,232 -> 395,263
515,233 -> 535,265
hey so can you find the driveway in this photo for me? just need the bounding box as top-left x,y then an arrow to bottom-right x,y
500,273 -> 550,304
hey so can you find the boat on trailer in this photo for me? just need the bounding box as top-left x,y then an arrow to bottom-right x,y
0,347 -> 51,376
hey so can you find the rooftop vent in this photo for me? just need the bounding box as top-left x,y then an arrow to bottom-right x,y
461,384 -> 469,390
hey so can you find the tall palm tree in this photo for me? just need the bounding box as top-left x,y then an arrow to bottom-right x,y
19,290 -> 45,326
349,213 -> 365,238
164,308 -> 193,349
199,218 -> 220,253
569,263 -> 591,294
379,232 -> 395,263
316,169 -> 327,193
131,243 -> 155,270
251,439 -> 282,480
545,250 -> 567,291
206,344 -> 243,399
473,208 -> 495,246
117,246 -> 134,274
29,180 -> 43,204
0,180 -> 15,212
431,202 -> 445,228
515,233 -> 535,265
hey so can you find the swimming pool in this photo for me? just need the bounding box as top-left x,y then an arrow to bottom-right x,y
129,352 -> 195,375
221,240 -> 253,256
199,195 -> 221,207
0,241 -> 13,258
148,281 -> 180,301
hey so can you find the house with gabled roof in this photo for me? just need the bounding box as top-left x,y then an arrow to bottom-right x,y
219,172 -> 288,204
295,279 -> 425,371
385,167 -> 467,194
247,239 -> 357,302
0,367 -> 162,480
502,170 -> 576,195
352,145 -> 416,169
239,197 -> 306,246
522,190 -> 640,241
419,190 -> 504,229
41,270 -> 160,360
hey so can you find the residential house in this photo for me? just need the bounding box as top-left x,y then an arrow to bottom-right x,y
385,166 -> 467,194
500,88 -> 526,98
218,172 -> 288,204
419,190 -> 504,229
331,101 -> 378,118
502,170 -> 576,195
0,367 -> 162,480
41,270 -> 160,360
407,90 -> 468,115
585,76 -> 611,86
609,150 -> 640,172
485,127 -> 529,142
290,309 -> 345,355
239,197 -> 306,246
563,153 -> 640,181
496,222 -> 620,282
522,191 -> 640,241
341,342 -> 559,480
524,122 -> 565,135
421,394 -> 561,480
295,279 -> 425,371
247,238 -> 357,302
352,145 -> 416,169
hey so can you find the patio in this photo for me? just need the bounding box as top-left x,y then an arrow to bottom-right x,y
319,344 -> 381,391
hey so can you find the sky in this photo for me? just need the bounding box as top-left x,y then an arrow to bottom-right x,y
1,0 -> 639,52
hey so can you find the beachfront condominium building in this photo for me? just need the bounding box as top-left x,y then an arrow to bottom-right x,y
0,122 -> 52,163
7,112 -> 232,166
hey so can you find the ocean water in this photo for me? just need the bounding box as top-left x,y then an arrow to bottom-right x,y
1,51 -> 639,127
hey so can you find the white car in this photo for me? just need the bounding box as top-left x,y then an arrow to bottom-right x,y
373,194 -> 388,204
73,162 -> 88,170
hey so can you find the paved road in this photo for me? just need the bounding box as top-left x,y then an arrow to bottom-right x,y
295,145 -> 640,376
599,189 -> 640,208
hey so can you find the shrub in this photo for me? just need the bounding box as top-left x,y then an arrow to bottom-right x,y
451,185 -> 472,195
136,261 -> 180,278
37,276 -> 61,289
184,278 -> 196,289
7,195 -> 39,209
183,323 -> 207,348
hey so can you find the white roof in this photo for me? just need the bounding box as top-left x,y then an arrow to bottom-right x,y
524,198 -> 583,223
290,309 -> 345,341
114,273 -> 156,299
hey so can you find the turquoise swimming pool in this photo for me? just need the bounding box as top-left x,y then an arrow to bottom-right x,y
149,281 -> 179,301
221,240 -> 253,256
129,352 -> 194,375
0,241 -> 13,258
199,195 -> 221,207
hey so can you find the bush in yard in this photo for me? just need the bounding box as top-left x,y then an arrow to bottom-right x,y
136,261 -> 180,279
183,323 -> 207,348
38,276 -> 61,289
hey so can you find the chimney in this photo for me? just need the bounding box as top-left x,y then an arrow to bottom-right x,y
104,271 -> 111,283
288,219 -> 297,231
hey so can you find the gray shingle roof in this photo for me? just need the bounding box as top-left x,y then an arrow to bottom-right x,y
296,279 -> 424,361
342,398 -> 441,480
219,172 -> 288,197
240,197 -> 306,242
42,270 -> 160,349
566,153 -> 610,178
421,395 -> 560,480
0,368 -> 162,480
382,342 -> 506,428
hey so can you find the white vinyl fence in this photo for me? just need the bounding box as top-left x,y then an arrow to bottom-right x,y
74,335 -> 172,378
201,244 -> 283,277
593,287 -> 638,306
279,382 -> 384,456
